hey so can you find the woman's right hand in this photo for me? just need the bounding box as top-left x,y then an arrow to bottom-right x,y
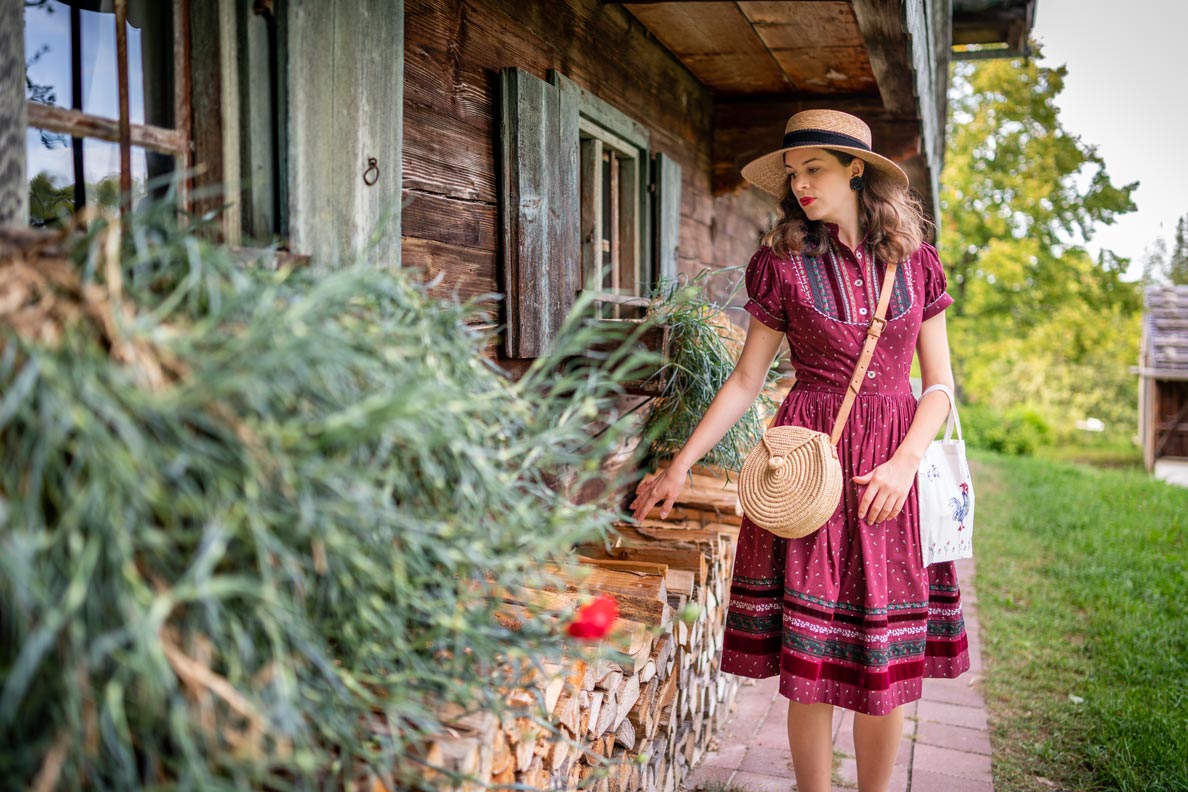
630,464 -> 689,522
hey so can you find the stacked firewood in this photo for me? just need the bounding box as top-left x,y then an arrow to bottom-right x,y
417,469 -> 744,791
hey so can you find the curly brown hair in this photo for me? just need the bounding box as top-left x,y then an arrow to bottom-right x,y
762,151 -> 930,265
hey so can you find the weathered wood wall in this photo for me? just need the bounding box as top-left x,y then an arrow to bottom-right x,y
0,0 -> 27,225
402,0 -> 776,360
288,0 -> 403,267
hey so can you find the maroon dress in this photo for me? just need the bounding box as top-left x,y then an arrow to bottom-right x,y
720,226 -> 971,716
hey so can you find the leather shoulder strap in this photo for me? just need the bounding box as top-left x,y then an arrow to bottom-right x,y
828,258 -> 899,446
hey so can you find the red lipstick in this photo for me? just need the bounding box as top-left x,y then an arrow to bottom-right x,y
799,197 -> 815,207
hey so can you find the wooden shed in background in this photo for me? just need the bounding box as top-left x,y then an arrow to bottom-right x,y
1138,285 -> 1188,478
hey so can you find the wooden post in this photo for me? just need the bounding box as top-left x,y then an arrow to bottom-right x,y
0,0 -> 27,225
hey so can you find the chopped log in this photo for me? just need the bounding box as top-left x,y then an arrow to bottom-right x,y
609,618 -> 655,673
511,720 -> 540,773
537,664 -> 568,714
665,569 -> 695,598
595,689 -> 619,736
586,691 -> 604,739
577,555 -> 670,577
548,735 -> 570,772
544,563 -> 672,626
575,542 -> 708,588
654,634 -> 676,674
676,472 -> 742,515
595,666 -> 624,692
522,757 -> 549,789
491,729 -> 512,776
612,673 -> 641,730
644,504 -> 742,525
615,717 -> 637,750
553,692 -> 581,736
639,658 -> 657,684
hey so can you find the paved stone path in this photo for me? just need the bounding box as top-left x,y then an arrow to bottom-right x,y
683,558 -> 992,791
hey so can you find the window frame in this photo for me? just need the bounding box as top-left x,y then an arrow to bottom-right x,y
550,71 -> 655,319
498,67 -> 679,367
24,0 -> 192,215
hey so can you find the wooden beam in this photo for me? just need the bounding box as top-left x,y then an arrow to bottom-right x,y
25,102 -> 189,157
849,0 -> 916,116
614,0 -> 842,3
0,0 -> 27,224
849,0 -> 945,219
1134,368 -> 1188,382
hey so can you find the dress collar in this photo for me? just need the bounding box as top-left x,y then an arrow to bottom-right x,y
823,222 -> 870,254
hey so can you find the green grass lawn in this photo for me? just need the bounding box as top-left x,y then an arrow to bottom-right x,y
972,450 -> 1188,792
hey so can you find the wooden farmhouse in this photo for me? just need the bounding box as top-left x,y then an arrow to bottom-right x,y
3,0 -> 1038,364
1,1 -> 1034,789
1138,286 -> 1188,477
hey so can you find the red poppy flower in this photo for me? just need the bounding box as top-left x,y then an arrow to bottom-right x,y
566,594 -> 619,640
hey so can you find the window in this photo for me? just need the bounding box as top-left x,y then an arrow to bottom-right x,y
498,67 -> 681,358
568,80 -> 650,320
23,0 -> 188,224
20,0 -> 289,246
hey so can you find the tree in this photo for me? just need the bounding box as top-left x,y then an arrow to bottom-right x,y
940,45 -> 1143,441
941,47 -> 1137,320
1170,214 -> 1188,285
1142,236 -> 1168,287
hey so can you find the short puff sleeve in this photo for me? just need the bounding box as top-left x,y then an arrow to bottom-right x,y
919,242 -> 954,321
744,247 -> 789,332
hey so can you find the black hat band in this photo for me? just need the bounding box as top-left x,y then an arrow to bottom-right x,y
781,128 -> 870,151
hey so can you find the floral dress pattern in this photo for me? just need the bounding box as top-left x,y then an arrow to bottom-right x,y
720,226 -> 971,716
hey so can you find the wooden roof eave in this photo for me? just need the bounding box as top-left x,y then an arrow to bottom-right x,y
607,1 -> 953,220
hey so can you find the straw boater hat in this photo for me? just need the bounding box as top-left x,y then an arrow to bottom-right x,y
740,109 -> 909,197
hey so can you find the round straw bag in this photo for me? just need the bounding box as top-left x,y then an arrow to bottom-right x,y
738,426 -> 844,539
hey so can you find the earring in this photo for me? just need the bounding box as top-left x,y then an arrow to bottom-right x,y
850,175 -> 865,192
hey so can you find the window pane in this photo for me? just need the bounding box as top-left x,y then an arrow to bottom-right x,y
25,128 -> 177,226
24,0 -> 72,109
23,0 -> 175,128
83,138 -> 177,212
128,0 -> 176,128
27,126 -> 77,227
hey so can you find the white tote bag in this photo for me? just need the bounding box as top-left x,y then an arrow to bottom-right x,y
916,384 -> 975,566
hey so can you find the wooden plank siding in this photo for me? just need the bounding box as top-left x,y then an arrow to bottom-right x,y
402,0 -> 775,365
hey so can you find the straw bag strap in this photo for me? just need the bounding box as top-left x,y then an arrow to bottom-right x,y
827,258 -> 899,447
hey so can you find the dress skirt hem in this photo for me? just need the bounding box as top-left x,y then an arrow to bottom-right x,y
721,639 -> 971,716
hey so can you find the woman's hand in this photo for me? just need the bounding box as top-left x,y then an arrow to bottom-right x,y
852,454 -> 918,524
630,465 -> 690,522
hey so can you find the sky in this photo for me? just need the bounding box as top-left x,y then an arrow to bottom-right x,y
25,2 -> 151,189
1030,0 -> 1188,275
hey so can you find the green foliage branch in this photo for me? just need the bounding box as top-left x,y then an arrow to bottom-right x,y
940,45 -> 1142,445
0,201 -> 658,790
640,270 -> 780,473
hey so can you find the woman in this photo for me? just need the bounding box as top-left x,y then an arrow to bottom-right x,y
631,110 -> 971,792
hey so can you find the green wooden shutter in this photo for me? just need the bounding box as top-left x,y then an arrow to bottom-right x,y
653,152 -> 682,287
287,0 -> 403,267
499,67 -> 579,359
